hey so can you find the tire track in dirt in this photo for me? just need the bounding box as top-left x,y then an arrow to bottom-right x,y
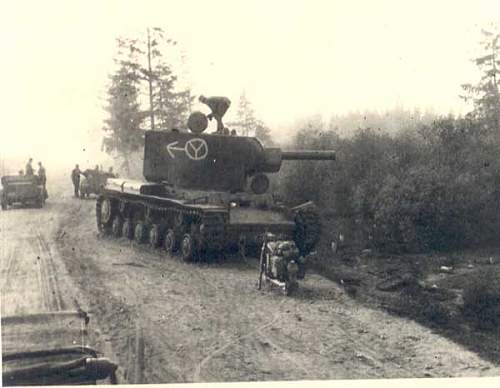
192,300 -> 285,382
1,245 -> 19,292
34,228 -> 65,311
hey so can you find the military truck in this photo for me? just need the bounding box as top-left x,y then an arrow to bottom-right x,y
96,96 -> 335,294
1,175 -> 46,210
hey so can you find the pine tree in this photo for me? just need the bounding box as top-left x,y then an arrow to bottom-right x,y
461,26 -> 500,131
255,120 -> 273,145
102,54 -> 145,174
102,29 -> 193,172
229,91 -> 257,136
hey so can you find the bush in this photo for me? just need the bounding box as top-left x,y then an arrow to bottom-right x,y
278,115 -> 500,253
462,269 -> 500,330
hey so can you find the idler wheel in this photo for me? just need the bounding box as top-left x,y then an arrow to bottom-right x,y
164,229 -> 177,255
122,219 -> 134,240
112,217 -> 123,238
96,196 -> 113,234
181,233 -> 197,262
134,222 -> 148,244
149,224 -> 162,248
100,198 -> 113,225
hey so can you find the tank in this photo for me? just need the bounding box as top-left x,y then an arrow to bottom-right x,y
96,96 -> 335,294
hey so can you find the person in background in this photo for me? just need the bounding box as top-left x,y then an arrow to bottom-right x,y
25,158 -> 34,176
71,164 -> 81,198
38,162 -> 48,199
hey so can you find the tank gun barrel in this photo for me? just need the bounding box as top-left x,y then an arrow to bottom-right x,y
259,148 -> 336,173
281,150 -> 336,161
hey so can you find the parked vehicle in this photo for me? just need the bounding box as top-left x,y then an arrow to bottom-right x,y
1,175 -> 46,210
80,170 -> 115,198
2,311 -> 118,386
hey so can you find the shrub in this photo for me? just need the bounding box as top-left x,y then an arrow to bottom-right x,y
278,115 -> 500,253
462,269 -> 500,330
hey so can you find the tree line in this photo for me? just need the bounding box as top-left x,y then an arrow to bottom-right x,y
279,26 -> 500,253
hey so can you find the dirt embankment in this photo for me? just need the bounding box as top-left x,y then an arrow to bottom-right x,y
48,194 -> 500,383
310,239 -> 500,367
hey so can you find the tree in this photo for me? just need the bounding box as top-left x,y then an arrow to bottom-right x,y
142,28 -> 194,129
255,120 -> 273,145
102,28 -> 193,172
228,91 -> 257,136
228,91 -> 273,144
102,62 -> 145,174
461,26 -> 500,132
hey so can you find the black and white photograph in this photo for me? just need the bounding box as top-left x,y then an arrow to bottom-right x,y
1,1 -> 500,386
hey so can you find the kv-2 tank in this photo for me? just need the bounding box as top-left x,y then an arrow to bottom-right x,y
96,96 -> 335,293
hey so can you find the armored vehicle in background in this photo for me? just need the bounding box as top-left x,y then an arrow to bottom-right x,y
96,96 -> 335,294
80,170 -> 115,198
1,175 -> 46,210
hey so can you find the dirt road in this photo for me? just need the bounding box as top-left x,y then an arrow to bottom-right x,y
2,183 -> 500,383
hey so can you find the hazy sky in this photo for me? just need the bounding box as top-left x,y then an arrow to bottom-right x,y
0,0 -> 499,165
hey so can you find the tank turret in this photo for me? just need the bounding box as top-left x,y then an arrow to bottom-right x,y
143,132 -> 335,193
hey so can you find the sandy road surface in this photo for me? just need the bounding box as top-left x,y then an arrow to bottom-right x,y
2,186 -> 500,383
1,201 -> 71,316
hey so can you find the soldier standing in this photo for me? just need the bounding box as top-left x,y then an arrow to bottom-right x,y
71,164 -> 81,198
25,158 -> 34,176
38,162 -> 48,199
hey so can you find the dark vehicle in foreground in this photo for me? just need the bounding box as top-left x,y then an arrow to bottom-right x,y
96,96 -> 335,294
1,175 -> 46,210
80,170 -> 115,198
2,311 -> 118,386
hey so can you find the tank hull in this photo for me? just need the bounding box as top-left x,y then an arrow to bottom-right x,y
96,179 -> 299,260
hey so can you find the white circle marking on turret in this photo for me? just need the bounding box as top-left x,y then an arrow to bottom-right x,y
185,138 -> 208,161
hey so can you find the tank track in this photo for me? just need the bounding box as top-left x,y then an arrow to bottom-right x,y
293,208 -> 321,256
96,194 -> 226,261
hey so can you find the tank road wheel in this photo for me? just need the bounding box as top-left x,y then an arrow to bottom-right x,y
119,200 -> 129,217
122,219 -> 134,240
134,222 -> 148,244
294,208 -> 321,256
164,229 -> 177,255
112,217 -> 123,238
181,233 -> 198,262
149,224 -> 162,248
101,199 -> 113,223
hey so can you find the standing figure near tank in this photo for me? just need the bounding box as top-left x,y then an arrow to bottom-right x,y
25,158 -> 34,176
37,162 -> 48,200
71,164 -> 81,198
